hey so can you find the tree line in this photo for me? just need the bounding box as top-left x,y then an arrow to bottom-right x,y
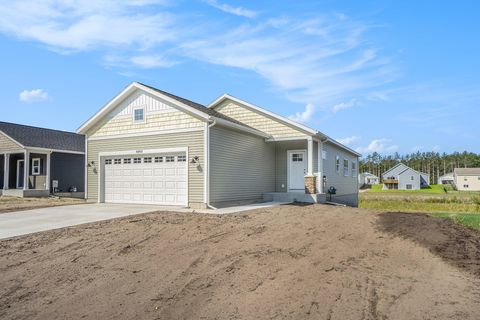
359,151 -> 480,184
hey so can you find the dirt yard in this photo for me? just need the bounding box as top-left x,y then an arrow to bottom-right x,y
1,205 -> 480,320
0,196 -> 85,214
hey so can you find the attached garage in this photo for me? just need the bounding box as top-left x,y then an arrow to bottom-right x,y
101,150 -> 188,206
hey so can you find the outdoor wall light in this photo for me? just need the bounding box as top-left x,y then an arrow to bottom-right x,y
191,156 -> 200,164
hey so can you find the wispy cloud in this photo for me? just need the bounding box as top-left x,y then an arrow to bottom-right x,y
356,138 -> 398,154
204,0 -> 258,18
288,103 -> 315,123
332,98 -> 357,113
105,54 -> 178,69
19,89 -> 49,103
336,135 -> 361,145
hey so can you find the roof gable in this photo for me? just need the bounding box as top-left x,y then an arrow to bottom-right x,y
0,122 -> 84,152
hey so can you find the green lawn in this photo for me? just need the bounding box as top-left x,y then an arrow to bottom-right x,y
430,212 -> 480,229
369,184 -> 447,194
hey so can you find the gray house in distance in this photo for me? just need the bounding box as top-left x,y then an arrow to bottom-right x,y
382,163 -> 429,190
0,122 -> 85,197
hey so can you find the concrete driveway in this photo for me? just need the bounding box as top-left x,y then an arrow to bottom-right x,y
0,203 -> 175,240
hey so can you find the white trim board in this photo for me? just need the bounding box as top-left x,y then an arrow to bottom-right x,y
287,149 -> 307,192
88,127 -> 204,141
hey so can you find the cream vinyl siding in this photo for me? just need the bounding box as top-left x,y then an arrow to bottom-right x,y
0,132 -> 22,152
87,131 -> 204,204
209,125 -> 275,204
323,141 -> 359,196
87,89 -> 203,137
214,100 -> 307,138
455,175 -> 480,191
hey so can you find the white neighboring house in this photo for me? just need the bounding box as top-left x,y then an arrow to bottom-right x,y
358,172 -> 380,187
454,168 -> 480,191
438,172 -> 454,185
382,163 -> 429,190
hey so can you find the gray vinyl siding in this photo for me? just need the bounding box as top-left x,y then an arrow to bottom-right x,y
323,141 -> 359,204
50,152 -> 85,192
398,168 -> 421,190
87,131 -> 204,204
274,140 -> 307,192
209,125 -> 275,204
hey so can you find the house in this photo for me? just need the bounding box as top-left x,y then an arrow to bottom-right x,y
0,122 -> 85,197
382,163 -> 429,190
358,172 -> 380,187
438,172 -> 454,185
77,82 -> 360,208
454,168 -> 480,191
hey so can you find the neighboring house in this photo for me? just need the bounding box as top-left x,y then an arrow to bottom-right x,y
0,122 -> 85,197
438,172 -> 454,185
77,82 -> 360,208
454,168 -> 480,191
382,163 -> 429,190
358,172 -> 380,187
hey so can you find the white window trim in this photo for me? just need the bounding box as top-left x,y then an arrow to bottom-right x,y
32,158 -> 41,176
343,158 -> 349,177
132,107 -> 146,124
351,161 -> 357,178
335,155 -> 340,174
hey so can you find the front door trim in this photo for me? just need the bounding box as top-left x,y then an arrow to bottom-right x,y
16,159 -> 24,189
287,149 -> 307,192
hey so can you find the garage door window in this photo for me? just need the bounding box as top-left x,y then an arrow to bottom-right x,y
105,159 -> 112,165
165,156 -> 175,162
123,158 -> 131,164
133,158 -> 142,164
114,159 -> 121,165
154,156 -> 163,163
177,155 -> 186,162
144,157 -> 152,163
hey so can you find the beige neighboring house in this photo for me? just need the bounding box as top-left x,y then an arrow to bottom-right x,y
77,82 -> 360,208
454,168 -> 480,191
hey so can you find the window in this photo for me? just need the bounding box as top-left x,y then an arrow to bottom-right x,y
133,158 -> 142,164
336,155 -> 340,173
32,158 -> 41,175
114,158 -> 121,165
123,158 -> 131,164
292,153 -> 303,162
133,108 -> 145,123
406,184 -> 412,190
177,155 -> 186,162
464,178 -> 468,181
351,162 -> 357,177
343,158 -> 349,176
411,176 -> 415,181
154,156 -> 163,163
464,184 -> 469,188
105,159 -> 112,165
143,157 -> 152,163
322,150 -> 327,160
165,156 -> 175,162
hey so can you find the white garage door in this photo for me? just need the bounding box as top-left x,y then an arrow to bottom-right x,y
103,153 -> 187,206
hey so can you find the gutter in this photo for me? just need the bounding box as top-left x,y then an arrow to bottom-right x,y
206,118 -> 217,210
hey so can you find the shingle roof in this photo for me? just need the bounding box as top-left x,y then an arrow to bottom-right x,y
138,82 -> 258,130
454,168 -> 480,175
0,122 -> 84,153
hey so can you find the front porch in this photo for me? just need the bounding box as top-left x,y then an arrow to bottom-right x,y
265,136 -> 326,203
1,150 -> 51,198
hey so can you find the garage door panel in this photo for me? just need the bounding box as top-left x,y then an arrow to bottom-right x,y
103,153 -> 187,206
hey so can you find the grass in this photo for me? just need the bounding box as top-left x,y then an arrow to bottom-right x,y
369,184 -> 447,194
430,212 -> 480,229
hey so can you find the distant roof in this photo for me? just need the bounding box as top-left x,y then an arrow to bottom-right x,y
0,122 -> 84,153
454,168 -> 480,175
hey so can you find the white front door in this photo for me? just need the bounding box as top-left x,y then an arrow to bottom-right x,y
288,150 -> 307,191
103,153 -> 188,206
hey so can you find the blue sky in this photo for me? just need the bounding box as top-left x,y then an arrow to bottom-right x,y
0,0 -> 478,156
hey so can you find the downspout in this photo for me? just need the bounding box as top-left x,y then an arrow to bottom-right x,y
206,119 -> 217,210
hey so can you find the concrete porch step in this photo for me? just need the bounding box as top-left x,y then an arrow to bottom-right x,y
262,192 -> 326,204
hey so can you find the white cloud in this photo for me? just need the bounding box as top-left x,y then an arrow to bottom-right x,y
432,145 -> 441,152
105,54 -> 178,69
356,138 -> 398,154
204,0 -> 258,18
19,89 -> 49,103
336,135 -> 360,145
332,98 -> 357,113
288,103 -> 315,123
